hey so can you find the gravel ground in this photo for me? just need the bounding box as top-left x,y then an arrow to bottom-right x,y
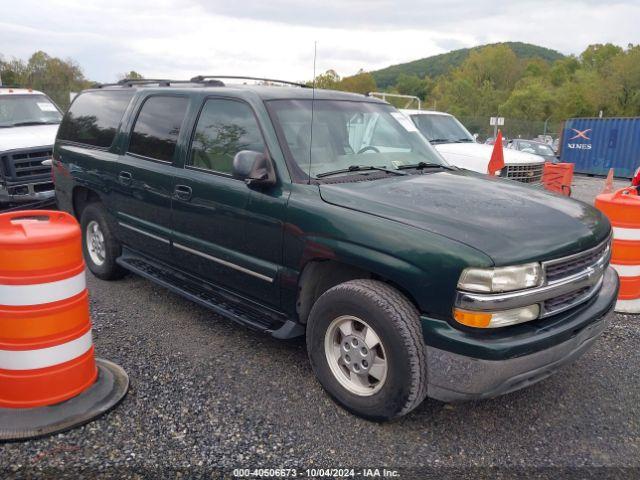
2,176 -> 639,479
569,174 -> 629,204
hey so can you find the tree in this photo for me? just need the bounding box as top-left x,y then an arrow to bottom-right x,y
394,74 -> 434,101
0,56 -> 28,86
309,69 -> 340,89
430,44 -> 522,118
499,79 -> 557,120
522,58 -> 550,79
549,56 -> 580,86
119,71 -> 144,80
609,44 -> 640,115
307,69 -> 377,95
0,51 -> 90,109
338,70 -> 376,95
580,43 -> 623,72
455,44 -> 521,91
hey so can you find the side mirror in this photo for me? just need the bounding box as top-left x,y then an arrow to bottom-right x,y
232,150 -> 276,188
473,133 -> 479,141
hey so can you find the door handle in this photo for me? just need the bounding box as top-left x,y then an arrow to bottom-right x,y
174,184 -> 192,201
118,171 -> 133,186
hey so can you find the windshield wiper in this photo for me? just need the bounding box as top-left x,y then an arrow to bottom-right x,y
10,121 -> 59,127
457,138 -> 474,142
397,162 -> 455,171
316,165 -> 406,178
429,138 -> 460,144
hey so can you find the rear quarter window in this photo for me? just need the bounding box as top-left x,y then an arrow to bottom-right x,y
57,90 -> 135,148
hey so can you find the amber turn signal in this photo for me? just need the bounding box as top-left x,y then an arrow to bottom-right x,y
453,309 -> 492,328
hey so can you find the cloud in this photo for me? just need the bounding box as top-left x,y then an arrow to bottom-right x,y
0,0 -> 638,83
189,0 -> 628,29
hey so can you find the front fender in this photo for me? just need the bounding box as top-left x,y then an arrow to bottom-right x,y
282,185 -> 493,318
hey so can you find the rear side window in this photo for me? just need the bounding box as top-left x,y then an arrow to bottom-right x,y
128,96 -> 189,162
189,98 -> 265,174
57,90 -> 134,148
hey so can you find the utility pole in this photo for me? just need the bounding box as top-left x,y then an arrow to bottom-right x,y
543,116 -> 551,138
0,71 -> 3,86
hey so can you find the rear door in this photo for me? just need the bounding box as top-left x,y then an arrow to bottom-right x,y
171,96 -> 281,306
113,94 -> 189,263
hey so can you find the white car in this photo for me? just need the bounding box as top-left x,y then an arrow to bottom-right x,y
400,109 -> 545,184
0,87 -> 62,205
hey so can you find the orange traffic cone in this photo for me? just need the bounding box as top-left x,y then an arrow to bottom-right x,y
0,211 -> 128,441
487,130 -> 505,176
595,189 -> 640,313
602,168 -> 615,194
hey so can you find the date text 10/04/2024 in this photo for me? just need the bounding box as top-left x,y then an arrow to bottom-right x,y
232,468 -> 400,478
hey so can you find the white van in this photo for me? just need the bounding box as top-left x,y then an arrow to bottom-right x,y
0,87 -> 62,205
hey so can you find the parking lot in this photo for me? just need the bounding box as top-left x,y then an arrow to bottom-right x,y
2,175 -> 638,478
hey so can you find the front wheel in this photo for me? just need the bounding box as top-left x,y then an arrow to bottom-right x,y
306,279 -> 428,421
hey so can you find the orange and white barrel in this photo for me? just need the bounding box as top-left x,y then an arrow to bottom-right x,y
595,188 -> 640,313
0,211 -> 96,408
0,210 -> 127,442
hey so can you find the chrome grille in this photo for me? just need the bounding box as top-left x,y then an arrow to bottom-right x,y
454,235 -> 613,325
0,147 -> 52,182
543,286 -> 591,312
545,241 -> 610,282
540,236 -> 612,317
503,163 -> 544,184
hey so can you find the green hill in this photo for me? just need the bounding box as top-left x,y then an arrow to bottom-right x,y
371,42 -> 566,88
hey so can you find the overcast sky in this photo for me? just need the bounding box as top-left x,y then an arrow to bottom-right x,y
1,0 -> 639,82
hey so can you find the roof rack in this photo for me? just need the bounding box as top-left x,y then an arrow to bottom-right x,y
190,75 -> 307,88
96,76 -> 306,89
369,92 -> 421,110
97,78 -> 225,88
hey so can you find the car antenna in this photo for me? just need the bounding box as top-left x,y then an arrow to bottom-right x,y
308,41 -> 317,185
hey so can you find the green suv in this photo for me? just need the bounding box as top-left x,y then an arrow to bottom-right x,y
54,77 -> 618,420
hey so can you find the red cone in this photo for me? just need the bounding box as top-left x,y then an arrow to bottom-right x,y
488,130 -> 505,176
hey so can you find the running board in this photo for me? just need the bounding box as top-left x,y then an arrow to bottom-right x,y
116,250 -> 302,337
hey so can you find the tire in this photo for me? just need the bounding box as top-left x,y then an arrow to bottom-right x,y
80,202 -> 127,280
306,279 -> 428,421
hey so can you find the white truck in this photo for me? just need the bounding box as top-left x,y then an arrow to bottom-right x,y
0,87 -> 62,206
401,109 -> 545,184
369,92 -> 545,184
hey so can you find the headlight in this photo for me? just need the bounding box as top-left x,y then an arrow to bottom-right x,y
457,263 -> 543,293
454,305 -> 540,328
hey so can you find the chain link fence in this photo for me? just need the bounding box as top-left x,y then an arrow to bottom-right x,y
458,116 -> 562,143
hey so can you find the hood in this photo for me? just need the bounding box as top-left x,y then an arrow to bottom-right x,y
434,142 -> 545,174
0,124 -> 59,152
319,170 -> 610,265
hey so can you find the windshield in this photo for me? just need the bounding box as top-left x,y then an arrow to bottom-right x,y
517,141 -> 555,156
0,94 -> 62,127
409,114 -> 475,144
267,100 -> 448,179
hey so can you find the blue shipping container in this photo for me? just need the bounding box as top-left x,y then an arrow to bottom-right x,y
560,117 -> 640,178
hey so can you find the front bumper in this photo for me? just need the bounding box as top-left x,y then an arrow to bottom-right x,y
423,267 -> 619,402
0,183 -> 55,204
